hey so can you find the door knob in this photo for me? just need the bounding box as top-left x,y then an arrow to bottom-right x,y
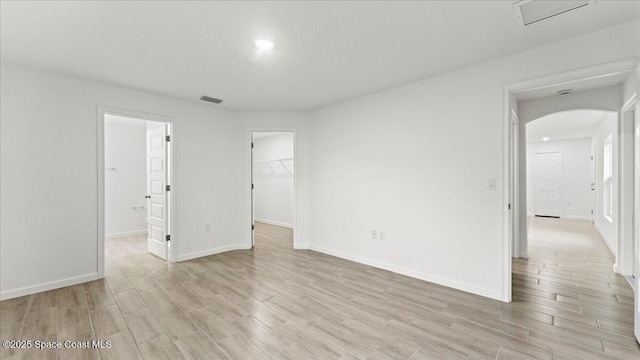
145,195 -> 151,199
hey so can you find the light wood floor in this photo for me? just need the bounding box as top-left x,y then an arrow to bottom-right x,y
1,219 -> 638,359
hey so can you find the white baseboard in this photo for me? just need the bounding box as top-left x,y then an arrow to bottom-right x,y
254,218 -> 293,229
294,243 -> 309,250
176,244 -> 249,262
518,251 -> 530,258
105,229 -> 148,239
624,275 -> 635,290
0,273 -> 98,301
308,245 -> 503,302
561,216 -> 592,221
594,223 -> 616,257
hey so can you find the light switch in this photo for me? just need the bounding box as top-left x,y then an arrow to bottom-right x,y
487,178 -> 496,190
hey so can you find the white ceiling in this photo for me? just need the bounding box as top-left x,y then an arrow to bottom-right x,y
1,1 -> 638,111
526,109 -> 613,143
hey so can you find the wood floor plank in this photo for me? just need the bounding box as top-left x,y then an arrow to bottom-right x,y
138,334 -> 186,360
174,331 -> 228,360
123,308 -> 166,344
1,219 -> 637,359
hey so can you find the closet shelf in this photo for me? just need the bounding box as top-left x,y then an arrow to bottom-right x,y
253,158 -> 294,178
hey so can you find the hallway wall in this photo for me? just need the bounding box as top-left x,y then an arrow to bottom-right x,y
104,115 -> 148,237
592,112 -> 619,255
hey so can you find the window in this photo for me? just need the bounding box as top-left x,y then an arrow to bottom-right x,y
603,134 -> 613,222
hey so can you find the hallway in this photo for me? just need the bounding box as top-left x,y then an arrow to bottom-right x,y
512,217 -> 637,358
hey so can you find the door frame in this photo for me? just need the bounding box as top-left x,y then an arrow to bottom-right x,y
591,142 -> 597,222
246,128 -> 297,249
502,57 -> 638,302
510,110 -> 520,258
97,106 -> 176,278
619,93 -> 637,276
533,151 -> 563,218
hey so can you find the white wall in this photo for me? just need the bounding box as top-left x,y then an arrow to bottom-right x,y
104,115 -> 148,237
0,20 -> 637,301
526,138 -> 593,220
253,133 -> 294,228
0,62 -> 247,299
592,113 -> 618,255
307,21 -> 638,301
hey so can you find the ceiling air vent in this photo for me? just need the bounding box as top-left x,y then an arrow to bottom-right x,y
513,0 -> 592,26
200,95 -> 223,104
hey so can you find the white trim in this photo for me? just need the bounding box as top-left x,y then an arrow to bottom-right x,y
561,216 -> 592,221
309,245 -> 503,301
618,93 -> 637,276
254,218 -> 293,229
622,92 -> 637,111
519,251 -> 530,258
502,86 -> 513,303
105,230 -> 148,239
294,243 -> 309,250
247,128 -> 297,249
97,106 -> 176,280
624,275 -> 635,290
508,58 -> 638,95
0,273 -> 98,301
176,244 -> 249,262
510,110 -> 520,259
503,57 -> 639,304
595,222 -> 616,256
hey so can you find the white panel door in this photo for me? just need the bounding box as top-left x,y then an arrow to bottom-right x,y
535,152 -> 561,217
147,125 -> 168,260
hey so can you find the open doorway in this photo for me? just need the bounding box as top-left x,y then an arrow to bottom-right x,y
250,132 -> 295,249
98,110 -> 174,278
504,60 -> 639,343
522,109 -> 618,265
525,110 -> 614,223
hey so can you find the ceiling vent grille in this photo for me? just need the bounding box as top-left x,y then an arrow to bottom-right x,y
513,0 -> 592,26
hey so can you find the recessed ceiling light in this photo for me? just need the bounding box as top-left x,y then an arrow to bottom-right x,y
542,137 -> 550,141
255,39 -> 274,50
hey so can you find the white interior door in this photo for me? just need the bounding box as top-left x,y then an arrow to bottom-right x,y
534,152 -> 561,217
147,124 -> 168,260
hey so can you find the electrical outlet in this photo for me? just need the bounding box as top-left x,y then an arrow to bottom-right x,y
371,230 -> 377,240
379,231 -> 385,241
205,224 -> 212,232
